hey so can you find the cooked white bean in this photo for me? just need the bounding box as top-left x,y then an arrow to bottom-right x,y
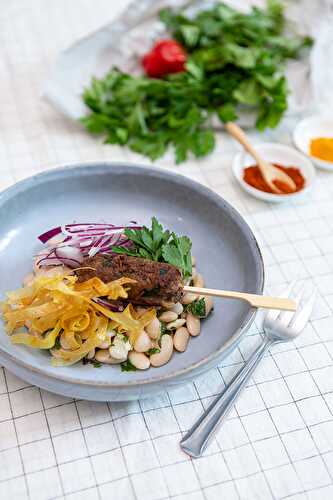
159,311 -> 178,323
146,318 -> 161,340
150,334 -> 173,367
106,330 -> 116,339
166,318 -> 186,330
186,312 -> 201,336
97,338 -> 112,349
203,296 -> 214,317
110,335 -> 131,360
60,333 -> 71,350
193,273 -> 205,288
191,256 -> 196,266
170,302 -> 183,315
181,292 -> 197,305
86,349 -> 95,360
95,349 -> 122,364
173,327 -> 190,352
50,348 -> 63,359
134,330 -> 152,353
161,300 -> 175,309
128,351 -> 150,370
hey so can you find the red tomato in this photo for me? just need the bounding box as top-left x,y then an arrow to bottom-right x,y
142,39 -> 187,78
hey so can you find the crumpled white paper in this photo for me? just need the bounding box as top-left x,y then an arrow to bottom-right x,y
43,0 -> 333,121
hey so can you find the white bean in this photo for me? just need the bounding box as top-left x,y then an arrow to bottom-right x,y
186,312 -> 201,336
128,351 -> 150,370
169,302 -> 183,315
166,318 -> 186,330
173,327 -> 190,352
146,318 -> 161,340
203,296 -> 214,317
191,256 -> 196,266
150,334 -> 173,367
97,336 -> 112,349
159,311 -> 178,323
95,349 -> 122,364
134,330 -> 152,353
86,349 -> 95,360
60,333 -> 71,350
193,273 -> 205,288
161,300 -> 174,309
181,292 -> 197,305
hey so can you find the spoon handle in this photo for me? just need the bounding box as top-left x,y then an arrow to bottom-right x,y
183,285 -> 296,312
180,338 -> 274,458
225,122 -> 263,164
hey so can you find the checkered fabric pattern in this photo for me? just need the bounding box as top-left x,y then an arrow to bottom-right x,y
2,1 -> 333,499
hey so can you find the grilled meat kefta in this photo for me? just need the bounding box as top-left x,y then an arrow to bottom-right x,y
76,254 -> 183,305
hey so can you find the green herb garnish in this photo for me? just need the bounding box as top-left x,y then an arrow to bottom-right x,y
113,217 -> 192,278
53,336 -> 61,350
160,322 -> 168,337
82,358 -> 102,368
120,359 -> 138,372
81,1 -> 311,163
186,297 -> 206,318
147,347 -> 161,356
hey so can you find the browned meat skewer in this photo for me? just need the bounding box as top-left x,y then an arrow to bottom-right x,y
76,254 -> 183,306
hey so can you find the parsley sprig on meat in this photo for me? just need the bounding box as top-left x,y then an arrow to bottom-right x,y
81,1 -> 311,163
112,217 -> 192,279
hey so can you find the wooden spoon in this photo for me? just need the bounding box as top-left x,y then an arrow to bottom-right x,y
225,122 -> 296,194
184,285 -> 296,311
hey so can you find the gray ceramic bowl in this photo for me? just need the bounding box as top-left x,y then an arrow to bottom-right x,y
0,162 -> 264,401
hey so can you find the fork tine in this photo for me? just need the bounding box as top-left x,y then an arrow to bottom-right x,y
264,281 -> 296,324
289,288 -> 317,334
277,285 -> 305,327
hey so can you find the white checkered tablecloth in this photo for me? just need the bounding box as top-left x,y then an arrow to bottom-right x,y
2,1 -> 333,499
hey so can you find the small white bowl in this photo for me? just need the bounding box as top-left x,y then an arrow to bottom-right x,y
293,115 -> 333,170
232,142 -> 316,203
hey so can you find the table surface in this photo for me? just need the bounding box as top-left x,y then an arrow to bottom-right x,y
2,1 -> 333,499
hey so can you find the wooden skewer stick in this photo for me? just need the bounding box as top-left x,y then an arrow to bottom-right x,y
184,285 -> 296,311
225,122 -> 297,194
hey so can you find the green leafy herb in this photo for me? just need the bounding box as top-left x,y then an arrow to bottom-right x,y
82,358 -> 102,368
186,297 -> 206,318
81,1 -> 311,163
160,322 -> 168,337
53,336 -> 61,350
113,217 -> 192,278
147,347 -> 161,356
121,359 -> 138,372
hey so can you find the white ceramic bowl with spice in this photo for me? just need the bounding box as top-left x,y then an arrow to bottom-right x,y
232,142 -> 316,203
293,115 -> 333,170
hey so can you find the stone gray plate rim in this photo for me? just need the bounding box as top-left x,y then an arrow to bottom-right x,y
0,161 -> 264,387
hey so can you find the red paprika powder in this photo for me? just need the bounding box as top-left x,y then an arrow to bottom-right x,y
243,164 -> 305,194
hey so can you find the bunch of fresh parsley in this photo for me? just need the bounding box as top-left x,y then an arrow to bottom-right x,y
81,1 -> 312,163
112,217 -> 192,279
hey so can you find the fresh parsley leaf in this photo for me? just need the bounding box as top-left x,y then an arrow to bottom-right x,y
121,359 -> 138,372
112,217 -> 192,278
82,358 -> 102,367
160,322 -> 168,337
147,347 -> 161,356
81,3 -> 311,163
53,336 -> 61,350
186,297 -> 206,318
217,103 -> 237,123
162,234 -> 192,279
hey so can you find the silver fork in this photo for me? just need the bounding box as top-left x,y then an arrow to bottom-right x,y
180,282 -> 317,458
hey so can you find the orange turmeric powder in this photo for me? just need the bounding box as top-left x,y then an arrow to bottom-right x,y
310,137 -> 333,162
